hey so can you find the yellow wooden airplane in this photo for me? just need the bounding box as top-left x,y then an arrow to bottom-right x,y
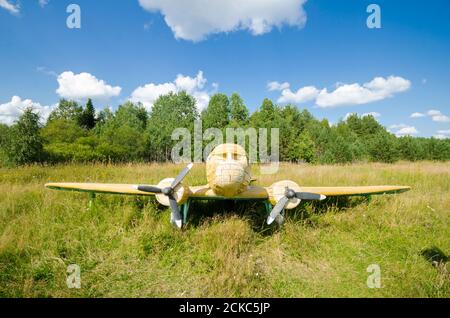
45,143 -> 410,228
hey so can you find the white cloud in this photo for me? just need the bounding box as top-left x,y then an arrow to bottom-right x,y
0,0 -> 19,14
427,109 -> 441,116
427,109 -> 450,123
56,71 -> 122,100
434,130 -> 450,139
316,76 -> 411,108
267,81 -> 290,91
130,71 -> 212,110
39,0 -> 49,7
37,66 -> 57,77
389,124 -> 418,137
362,112 -> 380,118
389,124 -> 408,130
269,76 -> 410,108
138,0 -> 307,41
410,109 -> 450,122
277,86 -> 319,104
410,112 -> 425,118
0,96 -> 54,126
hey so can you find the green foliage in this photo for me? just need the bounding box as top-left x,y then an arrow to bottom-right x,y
286,132 -> 316,163
4,108 -> 45,165
48,99 -> 82,123
368,131 -> 399,163
0,124 -> 9,166
229,93 -> 249,125
96,102 -> 148,162
147,92 -> 198,161
41,119 -> 87,144
397,136 -> 425,161
346,113 -> 384,137
1,93 -> 449,165
0,124 -> 9,146
78,99 -> 97,130
202,93 -> 230,129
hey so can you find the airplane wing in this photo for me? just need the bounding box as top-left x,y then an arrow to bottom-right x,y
45,183 -> 160,196
297,185 -> 411,196
188,185 -> 269,200
46,183 -> 410,198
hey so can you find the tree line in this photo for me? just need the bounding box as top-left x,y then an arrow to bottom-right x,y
1,91 -> 449,166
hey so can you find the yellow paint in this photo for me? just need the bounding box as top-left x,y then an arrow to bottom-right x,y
206,143 -> 252,197
45,144 -> 411,207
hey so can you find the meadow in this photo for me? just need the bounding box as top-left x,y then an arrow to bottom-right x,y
0,162 -> 448,298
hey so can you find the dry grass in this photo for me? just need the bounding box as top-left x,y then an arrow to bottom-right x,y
0,162 -> 449,297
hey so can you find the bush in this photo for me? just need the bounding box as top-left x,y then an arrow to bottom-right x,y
4,108 -> 45,166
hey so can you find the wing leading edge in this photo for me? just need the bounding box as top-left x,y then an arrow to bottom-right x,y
45,183 -> 159,196
298,185 -> 411,196
45,183 -> 410,198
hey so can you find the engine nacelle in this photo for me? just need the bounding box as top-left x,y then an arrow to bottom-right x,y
154,178 -> 190,207
268,180 -> 302,210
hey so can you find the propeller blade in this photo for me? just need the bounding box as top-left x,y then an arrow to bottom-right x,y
295,192 -> 326,201
275,213 -> 285,225
168,195 -> 182,228
171,163 -> 193,189
136,185 -> 162,193
267,196 -> 289,225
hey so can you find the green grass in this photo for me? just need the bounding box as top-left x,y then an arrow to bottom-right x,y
0,162 -> 448,297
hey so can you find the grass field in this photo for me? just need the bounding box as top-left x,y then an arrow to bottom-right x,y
0,162 -> 448,298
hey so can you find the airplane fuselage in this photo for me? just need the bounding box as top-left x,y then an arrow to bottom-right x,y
206,144 -> 252,197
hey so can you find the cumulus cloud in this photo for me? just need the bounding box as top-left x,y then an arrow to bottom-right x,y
427,109 -> 450,123
316,76 -> 411,108
434,130 -> 450,139
362,112 -> 381,118
410,112 -> 425,118
270,76 -> 410,107
0,96 -> 54,125
267,81 -> 290,91
0,0 -> 19,14
389,124 -> 418,137
56,71 -> 122,100
410,109 -> 450,122
277,86 -> 319,104
138,0 -> 307,41
130,71 -> 212,110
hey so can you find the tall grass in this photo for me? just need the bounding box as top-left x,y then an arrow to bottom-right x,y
0,162 -> 448,297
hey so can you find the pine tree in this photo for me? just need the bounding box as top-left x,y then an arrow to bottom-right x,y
78,99 -> 97,129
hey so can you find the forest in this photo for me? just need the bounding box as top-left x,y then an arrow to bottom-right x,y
1,91 -> 449,167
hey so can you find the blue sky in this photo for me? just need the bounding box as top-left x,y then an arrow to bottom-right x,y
1,0 -> 449,138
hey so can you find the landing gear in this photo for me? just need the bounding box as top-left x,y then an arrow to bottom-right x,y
264,201 -> 284,225
181,199 -> 191,226
88,192 -> 96,209
263,201 -> 273,215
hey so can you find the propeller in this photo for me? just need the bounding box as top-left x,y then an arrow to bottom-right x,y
267,187 -> 326,225
135,163 -> 193,228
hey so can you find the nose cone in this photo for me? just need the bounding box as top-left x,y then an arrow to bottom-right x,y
212,161 -> 246,197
